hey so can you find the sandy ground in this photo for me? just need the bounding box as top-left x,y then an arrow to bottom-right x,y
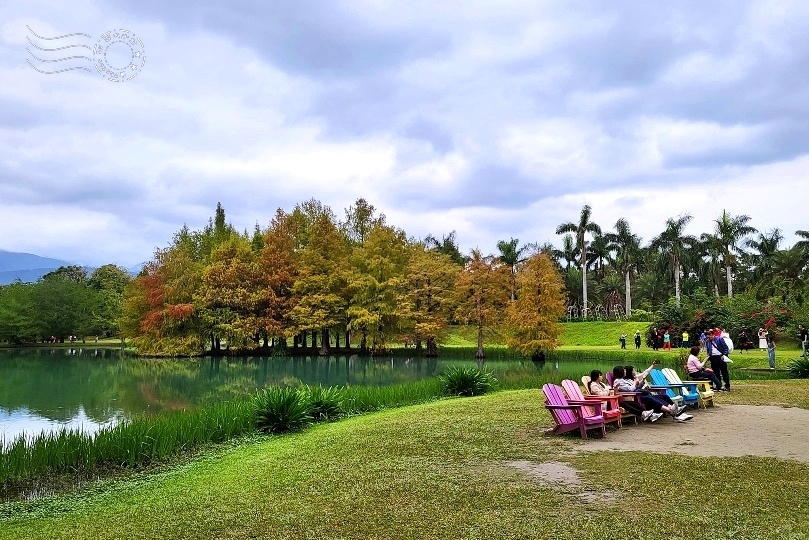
506,404 -> 809,502
573,404 -> 809,463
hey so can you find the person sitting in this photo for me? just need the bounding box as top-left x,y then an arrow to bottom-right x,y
684,345 -> 722,390
614,365 -> 693,422
589,369 -> 660,422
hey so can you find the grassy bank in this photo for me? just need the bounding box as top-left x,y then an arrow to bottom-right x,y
2,382 -> 809,539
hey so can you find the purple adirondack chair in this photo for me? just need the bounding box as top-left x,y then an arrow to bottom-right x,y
542,383 -> 606,439
561,379 -> 622,429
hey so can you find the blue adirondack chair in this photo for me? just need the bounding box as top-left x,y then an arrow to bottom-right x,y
649,369 -> 699,408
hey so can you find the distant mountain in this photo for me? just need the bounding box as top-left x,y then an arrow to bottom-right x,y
0,250 -> 74,285
0,250 -> 72,273
0,268 -> 60,285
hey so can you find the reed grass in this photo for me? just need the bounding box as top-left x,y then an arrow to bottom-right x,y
0,400 -> 255,484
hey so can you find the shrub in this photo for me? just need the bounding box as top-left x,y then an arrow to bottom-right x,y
302,385 -> 345,421
253,387 -> 313,434
439,366 -> 498,397
788,357 -> 809,378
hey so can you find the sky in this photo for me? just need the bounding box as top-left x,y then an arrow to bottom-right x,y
2,0 -> 808,268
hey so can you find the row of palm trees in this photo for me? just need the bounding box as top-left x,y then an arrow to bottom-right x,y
501,205 -> 809,317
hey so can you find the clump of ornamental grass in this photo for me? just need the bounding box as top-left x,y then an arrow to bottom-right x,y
301,385 -> 345,421
253,387 -> 313,434
788,357 -> 809,378
439,366 -> 498,397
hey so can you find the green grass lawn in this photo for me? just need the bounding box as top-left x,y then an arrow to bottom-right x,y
3,382 -> 809,539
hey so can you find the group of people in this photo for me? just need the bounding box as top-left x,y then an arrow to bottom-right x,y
586,364 -> 694,424
619,331 -> 643,350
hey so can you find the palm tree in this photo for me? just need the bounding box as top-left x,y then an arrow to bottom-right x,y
553,235 -> 577,270
586,232 -> 613,279
713,210 -> 757,298
605,218 -> 642,316
650,214 -> 698,307
556,205 -> 601,318
496,237 -> 528,300
699,233 -> 724,297
743,229 -> 783,298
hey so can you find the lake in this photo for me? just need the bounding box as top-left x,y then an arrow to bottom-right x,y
0,347 -> 561,445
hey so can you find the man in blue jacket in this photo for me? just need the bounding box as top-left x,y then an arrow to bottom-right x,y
706,328 -> 731,391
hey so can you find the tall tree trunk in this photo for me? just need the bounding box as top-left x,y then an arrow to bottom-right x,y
334,331 -> 341,349
624,269 -> 632,316
581,246 -> 588,319
674,256 -> 681,307
476,322 -> 485,359
360,331 -> 368,355
426,336 -> 438,357
319,328 -> 329,356
726,264 -> 733,298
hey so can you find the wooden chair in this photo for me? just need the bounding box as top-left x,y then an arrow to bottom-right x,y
648,369 -> 687,407
582,376 -> 639,425
562,379 -> 622,429
541,383 -> 606,439
662,367 -> 714,408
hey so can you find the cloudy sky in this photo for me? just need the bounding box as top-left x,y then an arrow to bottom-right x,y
2,0 -> 808,268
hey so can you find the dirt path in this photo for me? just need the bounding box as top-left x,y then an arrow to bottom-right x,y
576,404 -> 809,463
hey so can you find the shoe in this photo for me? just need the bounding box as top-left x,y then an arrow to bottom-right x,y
671,404 -> 683,416
650,412 -> 663,422
641,410 -> 654,422
675,413 -> 693,421
723,388 -> 730,392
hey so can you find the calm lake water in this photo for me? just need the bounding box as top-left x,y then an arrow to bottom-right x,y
0,347 -> 557,444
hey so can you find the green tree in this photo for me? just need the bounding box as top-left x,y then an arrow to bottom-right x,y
555,205 -> 601,318
197,236 -> 264,350
0,281 -> 38,343
496,237 -> 528,301
87,264 -> 132,339
650,214 -> 698,307
32,272 -> 95,341
424,231 -> 467,266
605,218 -> 642,316
346,224 -> 409,355
341,198 -> 385,245
399,244 -> 460,356
713,210 -> 757,298
289,212 -> 349,356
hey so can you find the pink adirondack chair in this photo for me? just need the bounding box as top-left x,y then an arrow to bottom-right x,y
542,383 -> 606,439
562,379 -> 622,429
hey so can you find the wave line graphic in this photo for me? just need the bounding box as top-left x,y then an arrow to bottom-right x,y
26,36 -> 92,52
27,48 -> 91,63
26,60 -> 92,74
26,25 -> 91,40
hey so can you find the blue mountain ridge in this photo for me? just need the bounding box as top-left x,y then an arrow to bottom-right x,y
0,250 -> 144,285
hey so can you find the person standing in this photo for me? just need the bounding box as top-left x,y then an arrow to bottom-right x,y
681,330 -> 689,348
706,329 -> 731,391
767,334 -> 776,370
799,324 -> 808,359
758,327 -> 768,349
634,330 -> 642,350
650,328 -> 658,351
663,330 -> 671,351
619,332 -> 627,349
